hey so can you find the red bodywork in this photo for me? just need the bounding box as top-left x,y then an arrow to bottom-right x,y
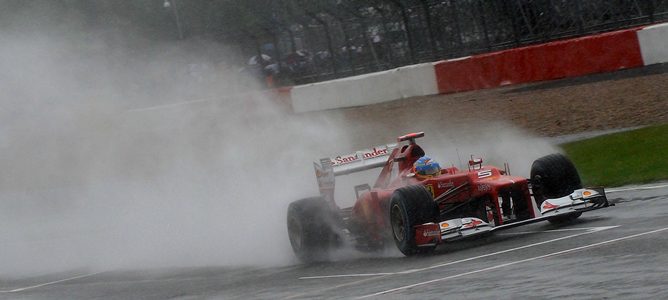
322,133 -> 537,246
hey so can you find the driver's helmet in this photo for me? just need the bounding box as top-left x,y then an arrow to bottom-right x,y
413,156 -> 441,178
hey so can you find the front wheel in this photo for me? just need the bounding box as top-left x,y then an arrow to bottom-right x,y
389,185 -> 439,256
530,153 -> 583,224
546,212 -> 583,225
530,153 -> 582,202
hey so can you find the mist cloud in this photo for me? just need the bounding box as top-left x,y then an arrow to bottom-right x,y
0,7 -> 560,278
0,16 -> 353,277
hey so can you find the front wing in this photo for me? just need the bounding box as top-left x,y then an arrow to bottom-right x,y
414,188 -> 612,247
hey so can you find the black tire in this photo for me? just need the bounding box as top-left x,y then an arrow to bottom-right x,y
388,185 -> 439,256
546,212 -> 582,224
531,153 -> 582,201
530,153 -> 583,224
287,197 -> 340,263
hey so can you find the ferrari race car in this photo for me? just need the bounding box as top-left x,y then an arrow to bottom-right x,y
287,132 -> 612,262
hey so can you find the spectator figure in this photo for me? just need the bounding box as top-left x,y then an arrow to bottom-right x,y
283,50 -> 313,84
247,54 -> 278,88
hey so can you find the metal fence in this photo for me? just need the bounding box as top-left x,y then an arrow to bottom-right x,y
240,0 -> 668,86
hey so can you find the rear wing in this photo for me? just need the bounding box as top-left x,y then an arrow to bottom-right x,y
313,132 -> 425,206
327,144 -> 398,176
314,143 -> 397,204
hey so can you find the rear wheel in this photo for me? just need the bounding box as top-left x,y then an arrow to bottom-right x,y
287,197 -> 341,262
530,154 -> 583,224
389,185 -> 439,256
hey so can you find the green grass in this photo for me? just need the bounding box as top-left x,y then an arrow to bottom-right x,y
561,124 -> 668,187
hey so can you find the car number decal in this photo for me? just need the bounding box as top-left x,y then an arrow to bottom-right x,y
478,170 -> 493,178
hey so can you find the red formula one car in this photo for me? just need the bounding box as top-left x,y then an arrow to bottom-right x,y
287,132 -> 612,261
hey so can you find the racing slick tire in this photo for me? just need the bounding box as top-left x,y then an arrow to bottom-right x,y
389,185 -> 439,256
530,153 -> 583,224
531,153 -> 582,201
287,197 -> 341,263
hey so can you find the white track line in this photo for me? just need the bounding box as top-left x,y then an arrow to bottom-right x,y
299,226 -> 617,280
299,272 -> 395,279
607,183 -> 668,193
357,226 -> 668,299
496,226 -> 612,235
125,98 -> 212,113
0,271 -> 105,293
283,275 -> 391,300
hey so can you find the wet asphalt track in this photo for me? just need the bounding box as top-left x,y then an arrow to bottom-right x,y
1,183 -> 667,299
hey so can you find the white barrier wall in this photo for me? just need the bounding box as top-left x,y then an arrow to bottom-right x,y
637,23 -> 668,65
394,63 -> 439,98
289,22 -> 667,113
290,71 -> 394,112
291,63 -> 438,113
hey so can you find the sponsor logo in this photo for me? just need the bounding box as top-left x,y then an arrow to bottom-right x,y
440,223 -> 450,228
542,201 -> 560,210
463,219 -> 483,228
330,147 -> 390,166
437,181 -> 455,189
362,147 -> 389,159
331,154 -> 359,166
478,184 -> 491,192
423,230 -> 440,237
425,185 -> 435,198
